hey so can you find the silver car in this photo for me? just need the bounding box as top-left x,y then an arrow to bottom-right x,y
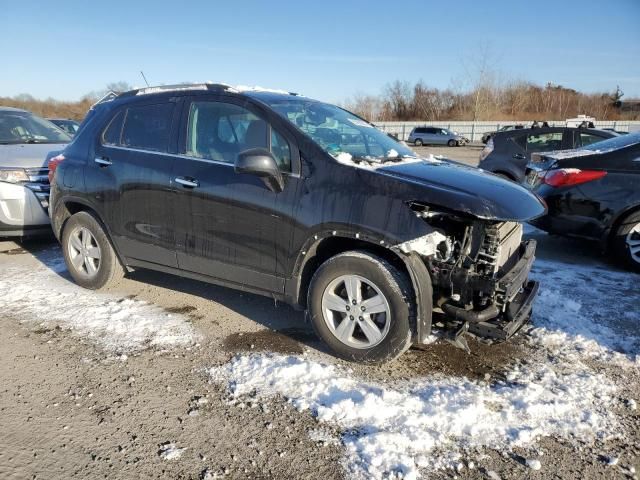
408,126 -> 468,147
0,107 -> 69,237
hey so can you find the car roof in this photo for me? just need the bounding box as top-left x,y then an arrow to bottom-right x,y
493,126 -> 615,139
95,83 -> 309,113
0,106 -> 30,113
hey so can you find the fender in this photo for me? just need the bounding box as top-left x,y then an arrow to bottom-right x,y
286,227 -> 433,343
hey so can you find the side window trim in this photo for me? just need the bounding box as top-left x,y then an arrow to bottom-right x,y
100,109 -> 126,146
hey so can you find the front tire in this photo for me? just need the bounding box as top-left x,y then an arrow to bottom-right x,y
612,210 -> 640,272
62,211 -> 125,289
448,139 -> 456,147
414,138 -> 423,146
307,251 -> 415,364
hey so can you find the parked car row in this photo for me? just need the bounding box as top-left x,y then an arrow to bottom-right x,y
478,125 -> 617,182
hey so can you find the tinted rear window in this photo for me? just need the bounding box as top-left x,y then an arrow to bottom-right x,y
120,103 -> 175,152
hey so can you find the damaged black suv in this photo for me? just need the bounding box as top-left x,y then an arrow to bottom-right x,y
49,84 -> 546,363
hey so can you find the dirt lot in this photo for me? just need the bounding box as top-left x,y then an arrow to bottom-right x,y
0,220 -> 639,478
412,143 -> 485,167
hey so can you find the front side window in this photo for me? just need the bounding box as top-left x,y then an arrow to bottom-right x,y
186,101 -> 291,171
0,112 -> 70,144
120,103 -> 175,152
526,132 -> 563,152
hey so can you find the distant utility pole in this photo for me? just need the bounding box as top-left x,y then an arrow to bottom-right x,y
140,71 -> 150,87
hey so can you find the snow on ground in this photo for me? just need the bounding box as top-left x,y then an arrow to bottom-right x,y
211,352 -> 619,479
0,253 -> 197,353
530,259 -> 640,366
211,242 -> 639,479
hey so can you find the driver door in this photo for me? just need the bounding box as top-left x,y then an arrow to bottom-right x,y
172,96 -> 300,294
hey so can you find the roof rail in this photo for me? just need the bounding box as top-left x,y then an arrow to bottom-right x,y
118,83 -> 234,98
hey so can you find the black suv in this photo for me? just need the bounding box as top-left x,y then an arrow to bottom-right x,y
478,126 -> 616,182
49,84 -> 545,363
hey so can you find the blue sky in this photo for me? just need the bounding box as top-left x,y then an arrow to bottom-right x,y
2,0 -> 639,103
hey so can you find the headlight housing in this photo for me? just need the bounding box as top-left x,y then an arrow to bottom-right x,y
0,169 -> 29,183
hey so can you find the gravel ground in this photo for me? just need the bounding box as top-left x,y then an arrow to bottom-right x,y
411,143 -> 485,167
0,224 -> 638,479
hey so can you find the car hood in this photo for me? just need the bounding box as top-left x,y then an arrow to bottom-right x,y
0,143 -> 67,168
377,158 -> 547,221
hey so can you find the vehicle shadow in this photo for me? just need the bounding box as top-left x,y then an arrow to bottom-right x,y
15,236 -> 324,355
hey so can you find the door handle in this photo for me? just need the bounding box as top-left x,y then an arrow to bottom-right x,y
95,157 -> 112,166
175,177 -> 199,188
513,153 -> 526,160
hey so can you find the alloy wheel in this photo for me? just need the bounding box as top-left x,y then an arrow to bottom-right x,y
68,227 -> 102,277
626,223 -> 640,264
321,274 -> 391,349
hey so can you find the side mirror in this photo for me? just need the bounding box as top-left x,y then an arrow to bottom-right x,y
235,148 -> 284,193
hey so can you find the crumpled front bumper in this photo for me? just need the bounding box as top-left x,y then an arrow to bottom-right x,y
443,239 -> 539,342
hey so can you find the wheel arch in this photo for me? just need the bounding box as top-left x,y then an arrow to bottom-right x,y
289,233 -> 433,342
606,202 -> 640,248
53,198 -> 128,270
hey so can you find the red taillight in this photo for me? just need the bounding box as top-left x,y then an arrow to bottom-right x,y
48,154 -> 65,183
543,168 -> 607,188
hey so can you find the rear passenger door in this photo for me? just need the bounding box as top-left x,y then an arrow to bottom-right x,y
172,96 -> 300,294
90,100 -> 179,267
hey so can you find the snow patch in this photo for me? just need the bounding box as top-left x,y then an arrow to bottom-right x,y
210,353 -> 618,479
525,458 -> 542,470
0,258 -> 198,353
530,260 -> 640,366
159,443 -> 186,460
332,152 -> 440,170
233,85 -> 290,95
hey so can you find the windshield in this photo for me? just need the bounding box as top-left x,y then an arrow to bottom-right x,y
260,97 -> 415,161
0,112 -> 71,144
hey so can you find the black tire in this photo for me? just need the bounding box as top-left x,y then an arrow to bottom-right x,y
61,211 -> 125,289
447,139 -> 456,147
611,210 -> 640,273
414,138 -> 423,146
307,251 -> 415,364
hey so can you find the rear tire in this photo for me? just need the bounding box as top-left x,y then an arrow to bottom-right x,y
611,210 -> 640,272
414,138 -> 423,146
307,251 -> 415,364
62,211 -> 125,289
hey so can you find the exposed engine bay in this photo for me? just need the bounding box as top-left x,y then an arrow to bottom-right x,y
399,202 -> 539,350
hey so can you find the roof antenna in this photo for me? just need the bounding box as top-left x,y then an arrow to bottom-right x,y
140,71 -> 150,87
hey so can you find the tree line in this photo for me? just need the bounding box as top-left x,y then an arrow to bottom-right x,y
343,81 -> 634,122
0,82 -> 131,121
1,80 -> 636,122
